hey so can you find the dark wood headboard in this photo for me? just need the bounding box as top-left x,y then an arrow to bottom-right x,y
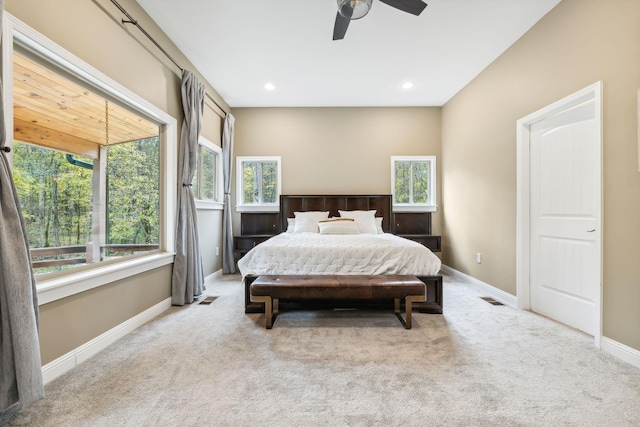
280,195 -> 392,233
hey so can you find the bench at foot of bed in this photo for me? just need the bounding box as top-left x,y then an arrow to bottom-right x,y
244,274 -> 443,315
249,274 -> 426,329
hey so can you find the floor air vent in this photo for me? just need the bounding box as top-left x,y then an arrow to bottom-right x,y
480,296 -> 504,306
198,296 -> 218,305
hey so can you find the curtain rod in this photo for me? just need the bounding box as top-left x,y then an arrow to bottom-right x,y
109,0 -> 227,116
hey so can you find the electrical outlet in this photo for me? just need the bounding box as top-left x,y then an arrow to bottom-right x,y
476,252 -> 482,264
216,247 -> 219,257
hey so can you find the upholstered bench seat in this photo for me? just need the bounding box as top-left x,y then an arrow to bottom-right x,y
250,274 -> 426,329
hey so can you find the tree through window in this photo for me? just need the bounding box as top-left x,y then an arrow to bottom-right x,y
392,156 -> 437,212
11,50 -> 160,274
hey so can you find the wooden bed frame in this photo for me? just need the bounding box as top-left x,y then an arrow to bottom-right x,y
243,194 -> 443,314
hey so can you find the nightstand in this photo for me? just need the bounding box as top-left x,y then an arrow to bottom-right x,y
234,234 -> 273,260
398,234 -> 441,252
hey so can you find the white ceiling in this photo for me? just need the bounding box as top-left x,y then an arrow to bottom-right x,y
136,0 -> 561,108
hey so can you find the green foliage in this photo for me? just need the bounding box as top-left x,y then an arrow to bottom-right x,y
13,137 -> 160,261
106,137 -> 160,245
394,160 -> 431,204
242,160 -> 277,204
13,143 -> 92,248
394,161 -> 411,204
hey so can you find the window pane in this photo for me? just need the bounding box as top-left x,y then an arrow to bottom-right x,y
394,161 -> 411,203
412,161 -> 430,204
106,137 -> 160,257
200,148 -> 216,200
13,143 -> 93,274
242,161 -> 258,204
13,50 -> 161,274
192,149 -> 200,199
261,161 -> 277,203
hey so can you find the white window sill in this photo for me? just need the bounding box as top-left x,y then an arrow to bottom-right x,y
235,204 -> 280,213
393,204 -> 438,213
195,200 -> 224,210
37,252 -> 175,305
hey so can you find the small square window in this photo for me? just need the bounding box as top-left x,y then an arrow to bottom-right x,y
391,156 -> 437,212
236,156 -> 281,212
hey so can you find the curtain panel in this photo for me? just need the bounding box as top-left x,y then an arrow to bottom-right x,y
171,70 -> 205,305
222,113 -> 236,274
0,0 -> 45,411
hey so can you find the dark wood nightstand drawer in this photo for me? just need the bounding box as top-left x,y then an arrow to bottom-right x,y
398,235 -> 441,252
234,235 -> 273,259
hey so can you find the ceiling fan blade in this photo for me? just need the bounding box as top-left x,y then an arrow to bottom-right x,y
378,0 -> 427,16
333,11 -> 351,40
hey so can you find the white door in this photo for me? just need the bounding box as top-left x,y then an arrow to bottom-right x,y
529,99 -> 600,335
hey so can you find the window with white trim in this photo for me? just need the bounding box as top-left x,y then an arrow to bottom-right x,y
4,15 -> 177,303
236,156 -> 281,212
391,156 -> 437,212
193,137 -> 223,210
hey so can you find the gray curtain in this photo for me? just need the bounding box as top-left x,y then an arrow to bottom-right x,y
171,70 -> 205,305
0,0 -> 45,411
221,113 -> 236,274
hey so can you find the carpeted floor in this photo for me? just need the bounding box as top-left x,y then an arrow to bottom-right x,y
2,272 -> 640,426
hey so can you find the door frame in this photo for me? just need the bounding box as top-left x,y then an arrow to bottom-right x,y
516,81 -> 603,347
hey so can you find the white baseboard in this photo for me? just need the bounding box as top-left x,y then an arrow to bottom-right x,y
204,269 -> 223,287
441,265 -> 640,369
601,337 -> 640,370
440,264 -> 518,308
41,297 -> 171,385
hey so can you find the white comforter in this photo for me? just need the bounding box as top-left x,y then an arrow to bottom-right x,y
237,232 -> 441,277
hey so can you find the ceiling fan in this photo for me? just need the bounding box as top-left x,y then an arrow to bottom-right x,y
333,0 -> 428,40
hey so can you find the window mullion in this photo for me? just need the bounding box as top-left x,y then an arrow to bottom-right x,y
409,161 -> 415,204
257,162 -> 264,204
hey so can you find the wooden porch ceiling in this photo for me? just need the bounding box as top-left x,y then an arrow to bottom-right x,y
13,52 -> 159,159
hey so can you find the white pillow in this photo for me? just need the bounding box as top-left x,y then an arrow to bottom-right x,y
286,218 -> 295,233
293,211 -> 330,233
318,218 -> 360,235
375,217 -> 384,234
338,210 -> 377,234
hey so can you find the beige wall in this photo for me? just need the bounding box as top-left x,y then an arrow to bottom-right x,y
232,107 -> 442,236
442,0 -> 640,350
6,0 -> 228,364
39,265 -> 172,364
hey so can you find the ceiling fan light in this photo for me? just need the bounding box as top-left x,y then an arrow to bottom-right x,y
337,0 -> 372,20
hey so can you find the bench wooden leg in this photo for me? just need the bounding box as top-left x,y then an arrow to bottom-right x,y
395,295 -> 426,329
250,295 -> 275,329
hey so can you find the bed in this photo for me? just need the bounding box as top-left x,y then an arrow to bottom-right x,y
239,194 -> 444,314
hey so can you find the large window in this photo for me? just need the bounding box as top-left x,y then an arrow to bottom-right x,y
236,156 -> 281,212
4,16 -> 177,303
193,137 -> 223,209
391,156 -> 437,212
10,51 -> 161,275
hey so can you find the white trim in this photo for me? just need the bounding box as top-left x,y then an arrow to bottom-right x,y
440,265 -> 517,308
4,13 -> 179,299
516,81 -> 603,347
194,136 -> 224,206
391,155 -> 437,211
235,204 -> 280,213
195,200 -> 225,210
601,337 -> 640,370
393,204 -> 438,213
41,297 -> 171,384
235,156 -> 281,212
443,264 -> 640,370
37,253 -> 175,305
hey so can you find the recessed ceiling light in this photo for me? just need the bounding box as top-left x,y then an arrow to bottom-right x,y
264,83 -> 275,91
402,81 -> 414,90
